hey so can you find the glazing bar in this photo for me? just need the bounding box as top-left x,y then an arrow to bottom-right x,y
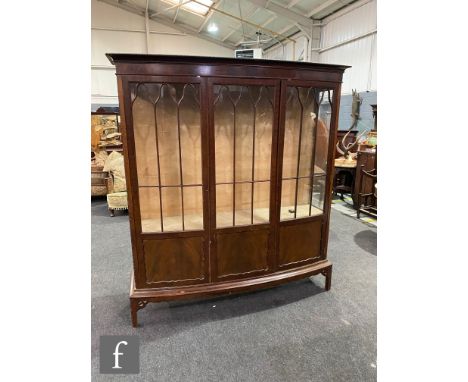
251,103 -> 256,225
309,89 -> 326,216
233,98 -> 236,227
176,100 -> 185,231
293,89 -> 304,219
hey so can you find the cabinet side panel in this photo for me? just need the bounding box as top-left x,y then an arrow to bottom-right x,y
117,75 -> 144,288
278,220 -> 322,267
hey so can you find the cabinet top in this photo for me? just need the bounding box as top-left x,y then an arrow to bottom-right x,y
106,53 -> 350,72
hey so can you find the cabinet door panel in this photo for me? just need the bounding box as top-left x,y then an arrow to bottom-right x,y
279,86 -> 333,221
126,77 -> 209,287
216,229 -> 269,278
210,79 -> 279,280
131,82 -> 204,233
277,84 -> 334,266
278,220 -> 322,267
143,237 -> 205,284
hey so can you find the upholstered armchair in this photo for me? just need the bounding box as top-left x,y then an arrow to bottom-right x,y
103,151 -> 128,217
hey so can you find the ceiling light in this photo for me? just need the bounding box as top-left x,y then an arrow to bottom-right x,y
207,22 -> 218,33
163,0 -> 213,17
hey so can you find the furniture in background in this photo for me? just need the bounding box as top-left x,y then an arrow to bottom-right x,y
370,104 -> 377,129
91,108 -> 123,153
355,103 -> 377,216
91,109 -> 122,197
334,130 -> 358,159
333,130 -> 358,201
91,165 -> 108,196
103,151 -> 128,216
356,168 -> 377,218
334,162 -> 356,200
107,53 -> 348,327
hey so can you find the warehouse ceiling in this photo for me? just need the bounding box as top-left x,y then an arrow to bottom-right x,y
98,0 -> 356,51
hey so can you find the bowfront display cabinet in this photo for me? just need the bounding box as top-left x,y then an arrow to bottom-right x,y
107,54 -> 349,326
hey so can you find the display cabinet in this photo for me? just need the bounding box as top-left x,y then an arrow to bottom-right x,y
107,54 -> 348,326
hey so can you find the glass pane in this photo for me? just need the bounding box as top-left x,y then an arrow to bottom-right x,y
280,86 -> 332,221
216,184 -> 233,228
280,179 -> 296,221
214,86 -> 234,184
161,186 -> 182,232
132,82 -> 203,232
314,90 -> 332,174
282,88 -> 301,179
156,84 -> 181,186
296,178 -> 311,219
235,88 -> 254,182
253,181 -> 270,224
179,84 -> 202,185
214,84 -> 274,228
298,88 -> 317,178
235,182 -> 252,226
311,175 -> 326,213
133,85 -> 159,186
254,87 -> 273,181
139,187 -> 162,233
183,186 -> 204,230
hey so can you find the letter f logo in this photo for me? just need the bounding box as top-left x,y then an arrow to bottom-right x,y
112,341 -> 128,369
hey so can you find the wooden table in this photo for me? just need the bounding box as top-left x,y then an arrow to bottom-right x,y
333,159 -> 357,200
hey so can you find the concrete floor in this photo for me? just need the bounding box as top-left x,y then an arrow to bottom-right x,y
91,198 -> 376,381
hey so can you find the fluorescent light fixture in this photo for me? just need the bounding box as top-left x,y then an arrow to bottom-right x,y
207,22 -> 218,33
163,0 -> 213,16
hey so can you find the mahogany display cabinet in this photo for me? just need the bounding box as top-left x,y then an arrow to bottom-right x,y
107,54 -> 349,327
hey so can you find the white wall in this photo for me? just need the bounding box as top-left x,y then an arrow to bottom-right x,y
91,0 -> 234,105
319,0 -> 377,94
263,0 -> 376,95
262,29 -> 321,62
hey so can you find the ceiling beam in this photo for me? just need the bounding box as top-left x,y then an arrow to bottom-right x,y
234,14 -> 277,46
98,0 -> 235,50
244,0 -> 314,27
287,0 -> 303,8
150,0 -> 194,18
261,23 -> 299,50
307,0 -> 342,17
228,4 -> 276,45
190,0 -> 296,43
198,0 -> 224,32
221,29 -> 237,42
173,0 -> 182,23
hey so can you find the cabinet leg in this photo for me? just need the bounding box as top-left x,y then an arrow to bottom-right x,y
130,299 -> 138,327
130,299 -> 148,328
109,208 -> 115,217
322,265 -> 332,291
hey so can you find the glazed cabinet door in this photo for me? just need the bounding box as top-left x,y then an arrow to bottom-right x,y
208,78 -> 281,281
123,77 -> 210,288
276,81 -> 336,269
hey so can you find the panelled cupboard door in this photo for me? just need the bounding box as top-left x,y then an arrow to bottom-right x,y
276,81 -> 335,269
208,78 -> 281,281
125,77 -> 210,287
